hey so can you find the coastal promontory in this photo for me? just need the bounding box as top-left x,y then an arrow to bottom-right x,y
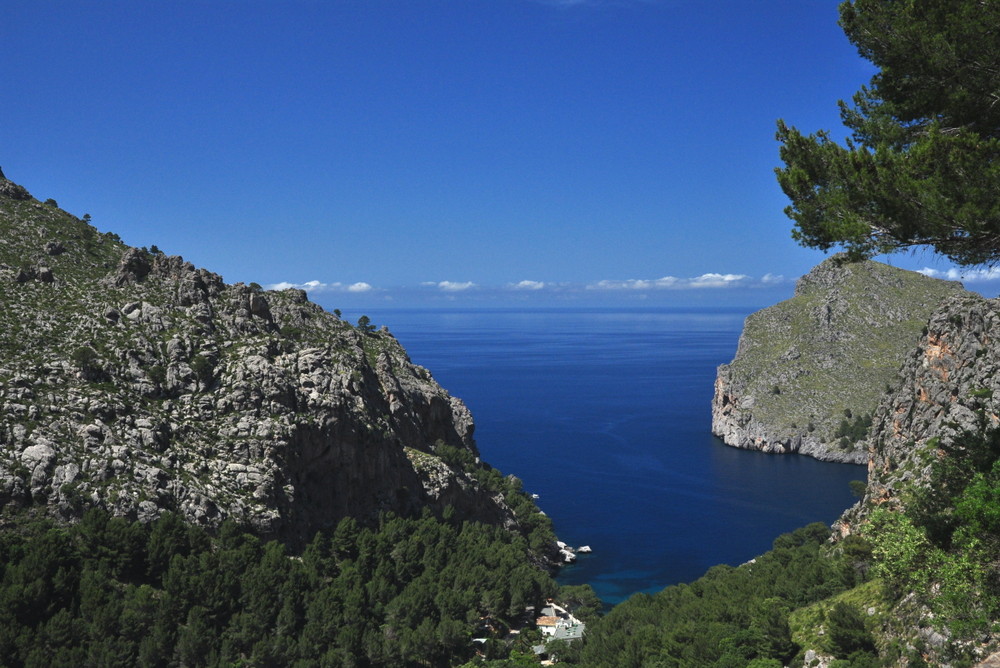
711,256 -> 965,463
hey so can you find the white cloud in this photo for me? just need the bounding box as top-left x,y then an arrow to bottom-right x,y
917,267 -> 1000,282
587,273 -> 753,290
435,281 -> 476,292
265,280 -> 377,293
588,277 -> 678,290
687,273 -> 749,288
269,272 -> 783,297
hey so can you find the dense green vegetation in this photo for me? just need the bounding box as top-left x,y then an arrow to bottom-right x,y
431,441 -> 557,555
0,508 -> 564,667
835,412 -> 872,450
860,424 -> 1000,663
777,0 -> 1000,265
563,523 -> 870,667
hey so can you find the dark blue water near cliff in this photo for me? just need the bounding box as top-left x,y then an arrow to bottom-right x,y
352,308 -> 865,604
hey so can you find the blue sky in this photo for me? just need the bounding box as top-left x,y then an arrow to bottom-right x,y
4,0 -> 996,309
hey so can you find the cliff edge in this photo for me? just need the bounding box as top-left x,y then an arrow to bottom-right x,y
712,257 -> 965,463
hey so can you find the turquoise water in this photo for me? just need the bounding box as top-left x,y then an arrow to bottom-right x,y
349,308 -> 865,604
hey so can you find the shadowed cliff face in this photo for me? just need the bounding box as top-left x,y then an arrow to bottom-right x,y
0,172 -> 517,547
711,257 -> 965,464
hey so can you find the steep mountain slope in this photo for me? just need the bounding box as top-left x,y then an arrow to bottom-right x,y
811,292 -> 1000,667
712,257 -> 965,463
839,291 -> 1000,533
0,168 -> 528,548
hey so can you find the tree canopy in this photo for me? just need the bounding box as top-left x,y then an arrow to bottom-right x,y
0,508 -> 562,667
776,0 -> 1000,266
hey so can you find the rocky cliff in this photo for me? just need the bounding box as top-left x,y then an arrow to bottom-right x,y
770,281 -> 1000,666
837,291 -> 1000,533
712,257 -> 965,463
815,289 -> 1000,666
0,169 -> 523,548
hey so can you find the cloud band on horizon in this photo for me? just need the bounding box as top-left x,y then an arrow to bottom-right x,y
268,272 -> 789,295
586,272 -> 770,290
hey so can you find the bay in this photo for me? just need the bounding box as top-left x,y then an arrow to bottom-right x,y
349,308 -> 866,604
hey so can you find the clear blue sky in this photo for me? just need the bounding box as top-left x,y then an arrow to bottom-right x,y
4,0 -> 995,309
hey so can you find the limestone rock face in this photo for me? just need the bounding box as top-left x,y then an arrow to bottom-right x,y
712,257 -> 965,463
0,171 -> 517,547
817,290 -> 1000,666
837,293 -> 1000,533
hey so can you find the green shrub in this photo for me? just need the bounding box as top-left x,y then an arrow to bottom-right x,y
834,414 -> 872,445
826,602 -> 876,657
189,355 -> 214,386
71,346 -> 102,380
148,365 -> 166,386
280,325 -> 303,340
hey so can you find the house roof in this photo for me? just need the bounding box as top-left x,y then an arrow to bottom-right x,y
536,616 -> 560,627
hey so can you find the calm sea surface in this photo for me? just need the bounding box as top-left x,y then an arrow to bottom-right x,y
351,308 -> 865,604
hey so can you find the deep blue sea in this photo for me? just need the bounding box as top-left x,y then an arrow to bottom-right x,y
348,308 -> 865,605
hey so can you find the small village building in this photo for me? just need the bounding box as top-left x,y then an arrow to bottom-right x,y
536,616 -> 560,635
536,610 -> 586,642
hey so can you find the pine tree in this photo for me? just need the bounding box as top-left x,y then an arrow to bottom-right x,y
776,0 -> 1000,265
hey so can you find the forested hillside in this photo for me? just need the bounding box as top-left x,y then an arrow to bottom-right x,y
0,167 -> 583,665
0,508 -> 561,667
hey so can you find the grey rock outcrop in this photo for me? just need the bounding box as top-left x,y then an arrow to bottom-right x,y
0,168 -> 30,200
0,172 -> 525,548
712,257 -> 965,463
